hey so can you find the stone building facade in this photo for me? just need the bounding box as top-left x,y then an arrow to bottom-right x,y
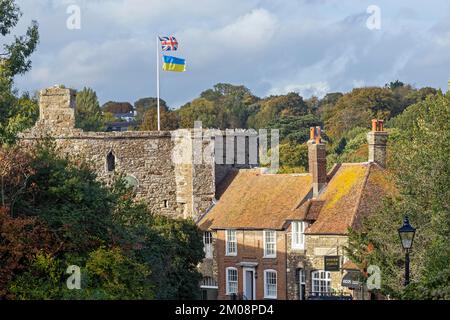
19,86 -> 255,220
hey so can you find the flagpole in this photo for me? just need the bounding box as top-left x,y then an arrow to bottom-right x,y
156,35 -> 161,131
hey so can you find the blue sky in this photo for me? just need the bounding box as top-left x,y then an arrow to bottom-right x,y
9,0 -> 450,107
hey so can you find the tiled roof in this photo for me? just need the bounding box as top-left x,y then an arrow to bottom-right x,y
305,162 -> 392,235
198,170 -> 312,230
198,162 -> 392,235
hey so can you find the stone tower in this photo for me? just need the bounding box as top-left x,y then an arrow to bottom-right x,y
367,119 -> 388,168
38,86 -> 78,135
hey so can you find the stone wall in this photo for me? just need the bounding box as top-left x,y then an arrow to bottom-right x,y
286,225 -> 308,300
19,86 -> 255,220
304,234 -> 352,296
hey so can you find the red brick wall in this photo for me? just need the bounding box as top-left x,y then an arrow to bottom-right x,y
216,229 -> 287,300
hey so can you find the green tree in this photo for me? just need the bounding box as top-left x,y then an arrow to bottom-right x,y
348,92 -> 450,299
177,98 -> 220,128
1,142 -> 205,299
140,105 -> 179,131
0,0 -> 39,77
176,83 -> 259,129
0,0 -> 39,144
267,114 -> 322,144
134,97 -> 167,124
324,87 -> 399,143
278,143 -> 309,173
75,87 -> 103,131
248,92 -> 308,129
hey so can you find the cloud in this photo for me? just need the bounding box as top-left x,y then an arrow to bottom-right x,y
12,0 -> 450,106
268,81 -> 330,98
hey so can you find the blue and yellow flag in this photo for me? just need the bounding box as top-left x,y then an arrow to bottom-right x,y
162,55 -> 186,72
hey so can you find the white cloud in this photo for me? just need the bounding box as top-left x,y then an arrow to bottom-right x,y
23,38 -> 151,89
12,0 -> 450,106
268,81 -> 330,98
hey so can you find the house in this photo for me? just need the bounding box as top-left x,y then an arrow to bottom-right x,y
105,121 -> 138,132
197,120 -> 392,300
113,111 -> 137,122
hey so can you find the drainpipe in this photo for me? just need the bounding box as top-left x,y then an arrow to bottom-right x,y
285,232 -> 288,300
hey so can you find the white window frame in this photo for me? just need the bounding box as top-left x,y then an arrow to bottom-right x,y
311,270 -> 331,295
200,276 -> 218,289
225,230 -> 237,256
226,267 -> 238,295
298,268 -> 306,300
263,230 -> 276,258
264,269 -> 277,299
291,221 -> 307,250
203,231 -> 213,259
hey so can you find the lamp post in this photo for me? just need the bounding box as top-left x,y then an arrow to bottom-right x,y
398,216 -> 416,286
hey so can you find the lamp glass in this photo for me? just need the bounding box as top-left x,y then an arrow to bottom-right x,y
400,231 -> 414,250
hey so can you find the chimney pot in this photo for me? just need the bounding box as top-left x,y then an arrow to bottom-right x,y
371,119 -> 378,131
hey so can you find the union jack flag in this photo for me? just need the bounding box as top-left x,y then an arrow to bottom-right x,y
159,36 -> 178,51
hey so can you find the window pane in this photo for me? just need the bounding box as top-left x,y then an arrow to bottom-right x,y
265,271 -> 277,297
312,271 -> 331,294
226,230 -> 237,255
227,268 -> 238,294
265,231 -> 276,256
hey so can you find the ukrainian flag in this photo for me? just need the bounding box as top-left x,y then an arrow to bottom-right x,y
162,55 -> 186,72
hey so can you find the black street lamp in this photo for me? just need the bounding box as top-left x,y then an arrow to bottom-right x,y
398,216 -> 416,286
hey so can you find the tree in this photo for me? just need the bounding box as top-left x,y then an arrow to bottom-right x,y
140,106 -> 178,131
176,83 -> 259,129
102,101 -> 134,119
75,87 -> 103,131
385,80 -> 404,90
278,143 -> 309,173
177,98 -> 220,128
0,0 -> 39,77
324,87 -> 399,143
348,92 -> 450,299
0,0 -> 39,145
134,98 -> 167,124
247,92 -> 308,129
267,114 -> 322,144
0,142 -> 205,299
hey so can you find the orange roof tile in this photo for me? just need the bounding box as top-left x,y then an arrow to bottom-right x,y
198,170 -> 312,230
306,162 -> 392,235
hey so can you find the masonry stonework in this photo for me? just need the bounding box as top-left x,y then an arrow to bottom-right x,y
19,86 -> 252,220
304,235 -> 352,296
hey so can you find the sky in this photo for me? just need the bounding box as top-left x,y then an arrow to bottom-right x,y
7,0 -> 450,108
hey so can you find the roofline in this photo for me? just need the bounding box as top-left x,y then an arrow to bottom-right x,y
209,226 -> 286,231
305,232 -> 349,236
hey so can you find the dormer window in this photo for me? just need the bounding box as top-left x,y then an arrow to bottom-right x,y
106,151 -> 115,172
292,221 -> 308,250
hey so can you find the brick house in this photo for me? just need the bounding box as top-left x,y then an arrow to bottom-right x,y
197,120 -> 392,300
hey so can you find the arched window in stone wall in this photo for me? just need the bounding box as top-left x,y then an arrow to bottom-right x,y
106,151 -> 115,172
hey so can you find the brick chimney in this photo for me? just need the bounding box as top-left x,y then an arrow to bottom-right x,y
367,119 -> 388,168
307,126 -> 327,198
